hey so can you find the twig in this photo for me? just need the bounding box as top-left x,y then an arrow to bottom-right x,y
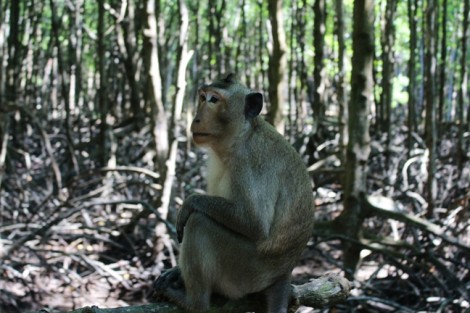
347,295 -> 415,312
2,204 -> 82,258
84,200 -> 177,237
13,104 -> 63,191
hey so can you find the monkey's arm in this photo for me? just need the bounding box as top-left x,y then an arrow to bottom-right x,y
177,194 -> 268,243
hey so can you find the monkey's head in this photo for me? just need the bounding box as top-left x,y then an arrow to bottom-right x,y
191,74 -> 263,148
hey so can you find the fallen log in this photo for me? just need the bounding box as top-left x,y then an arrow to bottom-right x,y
30,273 -> 351,313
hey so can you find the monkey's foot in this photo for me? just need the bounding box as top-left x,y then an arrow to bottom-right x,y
154,266 -> 185,295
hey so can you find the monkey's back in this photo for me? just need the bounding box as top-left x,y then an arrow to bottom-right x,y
237,118 -> 315,258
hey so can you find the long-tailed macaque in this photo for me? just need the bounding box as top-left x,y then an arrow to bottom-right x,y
154,74 -> 314,313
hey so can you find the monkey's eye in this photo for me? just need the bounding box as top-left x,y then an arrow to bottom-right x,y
208,96 -> 218,103
200,94 -> 206,102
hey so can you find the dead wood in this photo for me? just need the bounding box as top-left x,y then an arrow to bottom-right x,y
27,274 -> 351,313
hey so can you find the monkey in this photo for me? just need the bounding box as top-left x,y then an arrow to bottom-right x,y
154,73 -> 314,313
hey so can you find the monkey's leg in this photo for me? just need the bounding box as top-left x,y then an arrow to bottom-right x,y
176,213 -> 222,312
179,212 -> 284,311
264,277 -> 291,313
154,266 -> 206,312
179,211 -> 295,312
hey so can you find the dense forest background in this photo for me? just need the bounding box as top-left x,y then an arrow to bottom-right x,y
0,0 -> 469,312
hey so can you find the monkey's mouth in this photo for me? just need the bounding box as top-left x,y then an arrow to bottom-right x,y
192,132 -> 212,143
192,132 -> 212,145
192,132 -> 211,138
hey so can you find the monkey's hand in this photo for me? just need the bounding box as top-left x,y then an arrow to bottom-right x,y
153,267 -> 184,294
176,197 -> 195,243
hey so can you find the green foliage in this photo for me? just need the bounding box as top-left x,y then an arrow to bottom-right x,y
1,0 -> 467,125
392,74 -> 409,107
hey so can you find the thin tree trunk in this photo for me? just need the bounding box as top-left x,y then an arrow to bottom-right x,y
23,2 -> 42,115
234,0 -> 246,75
297,0 -> 309,132
335,0 -> 347,165
97,0 -> 109,167
208,0 -> 214,79
457,0 -> 469,172
0,0 -> 15,188
66,0 -> 81,174
6,0 -> 21,147
257,0 -> 266,91
50,0 -> 71,141
438,0 -> 448,125
143,0 -> 169,182
335,0 -> 374,279
424,0 -> 437,218
287,0 -> 296,137
119,0 -> 144,124
380,0 -> 397,167
68,0 -> 83,137
214,0 -> 226,75
6,0 -> 20,104
189,1 -> 200,101
160,0 -> 192,219
267,0 -> 287,134
0,0 -> 4,98
407,0 -> 418,154
313,0 -> 326,127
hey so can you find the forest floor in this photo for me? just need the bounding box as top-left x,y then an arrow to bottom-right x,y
0,120 -> 469,313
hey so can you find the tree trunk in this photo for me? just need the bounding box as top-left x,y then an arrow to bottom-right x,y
67,0 -> 79,118
407,0 -> 418,154
119,0 -> 144,124
0,0 -> 3,94
424,0 -> 437,218
67,0 -> 83,159
234,0 -> 246,75
457,0 -> 469,172
160,0 -> 192,220
267,0 -> 287,134
335,0 -> 347,165
97,0 -> 109,167
438,0 -> 448,125
313,0 -> 326,127
380,0 -> 397,167
2,0 -> 20,175
335,0 -> 374,279
207,0 -> 214,79
297,0 -> 309,133
214,0 -> 226,75
144,0 -> 169,182
5,0 -> 20,104
50,0 -> 69,128
256,0 -> 266,91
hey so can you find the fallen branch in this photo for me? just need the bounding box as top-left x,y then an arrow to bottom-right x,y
29,274 -> 351,313
366,195 -> 470,253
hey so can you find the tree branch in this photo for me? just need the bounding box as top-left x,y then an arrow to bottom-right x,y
29,274 -> 351,313
366,195 -> 470,253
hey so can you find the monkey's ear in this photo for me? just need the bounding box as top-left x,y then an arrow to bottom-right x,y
245,92 -> 263,119
223,73 -> 237,83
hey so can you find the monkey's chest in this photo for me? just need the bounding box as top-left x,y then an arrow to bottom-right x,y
207,168 -> 232,198
206,152 -> 232,198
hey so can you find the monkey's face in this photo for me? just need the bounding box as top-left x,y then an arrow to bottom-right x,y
191,75 -> 263,149
191,88 -> 234,147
